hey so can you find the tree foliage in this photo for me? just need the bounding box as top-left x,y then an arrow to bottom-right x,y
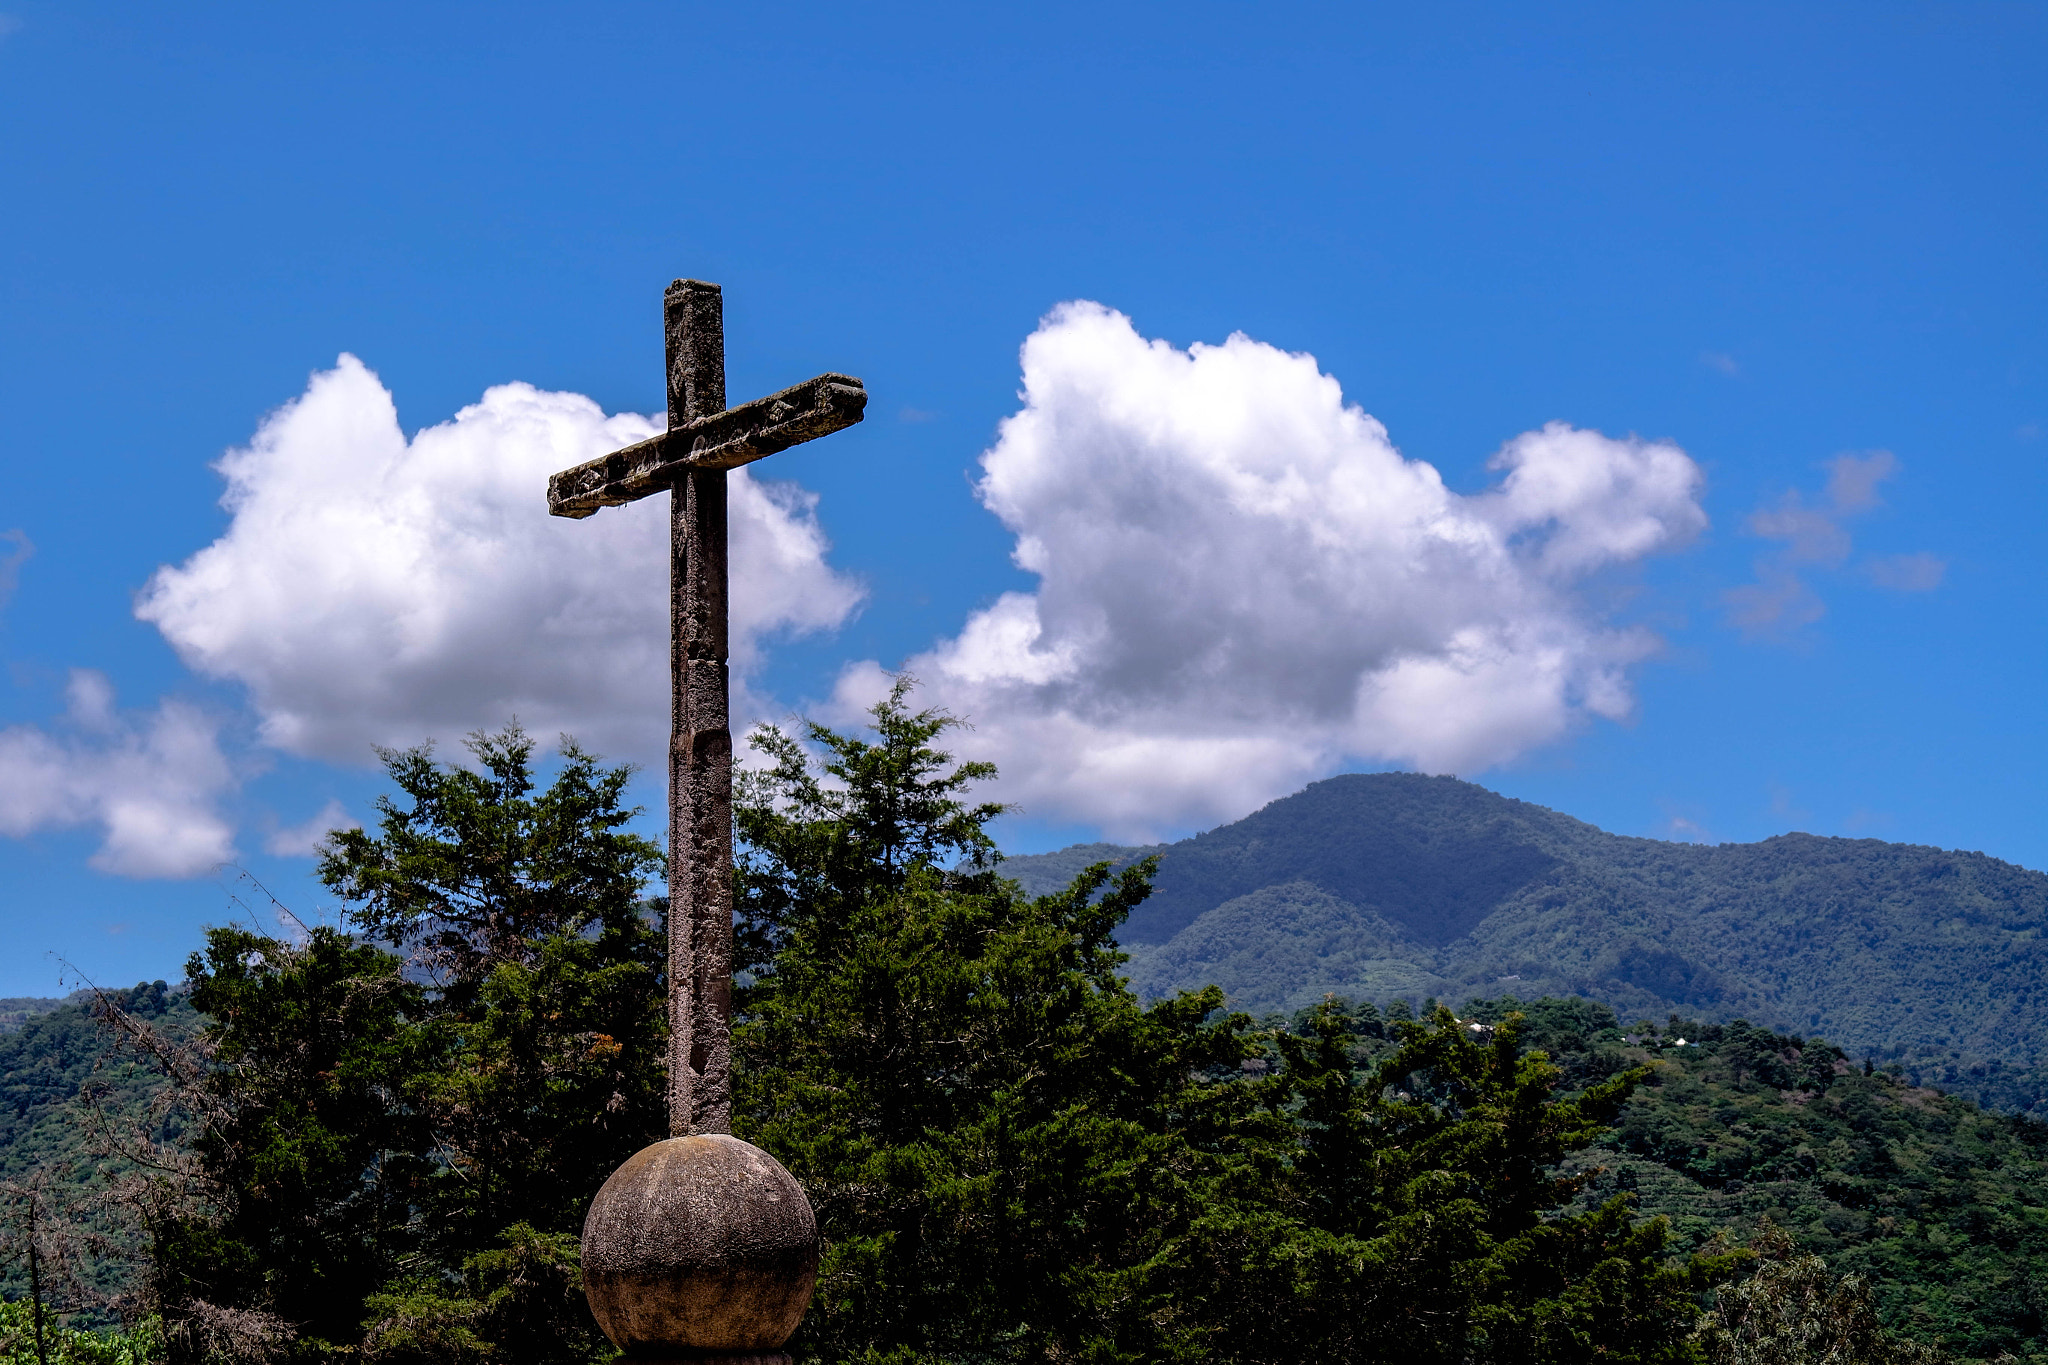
317,728 -> 660,1003
732,686 -> 1736,1363
1694,1223 -> 1951,1365
140,727 -> 665,1365
0,1300 -> 160,1365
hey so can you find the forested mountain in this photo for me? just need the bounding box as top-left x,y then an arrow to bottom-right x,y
1268,994 -> 2048,1360
0,986 -> 186,1183
5,743 -> 2048,1359
13,980 -> 2048,1359
1002,773 -> 2048,1114
0,999 -> 63,1032
0,983 -> 195,1316
1470,996 -> 2048,1361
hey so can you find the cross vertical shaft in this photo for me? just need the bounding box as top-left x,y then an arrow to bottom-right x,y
666,279 -> 732,1136
545,276 -> 865,1140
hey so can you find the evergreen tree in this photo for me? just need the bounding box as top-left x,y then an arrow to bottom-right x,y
320,725 -> 668,1261
149,727 -> 665,1364
148,927 -> 434,1358
734,683 -> 1736,1363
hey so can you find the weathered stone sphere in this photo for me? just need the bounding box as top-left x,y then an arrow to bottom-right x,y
583,1134 -> 819,1359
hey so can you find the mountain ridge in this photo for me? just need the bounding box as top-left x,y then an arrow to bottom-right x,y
1000,773 -> 2048,1112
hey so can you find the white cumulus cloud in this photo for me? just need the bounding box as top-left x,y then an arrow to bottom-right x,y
835,302 -> 1707,838
139,355 -> 863,766
0,671 -> 236,878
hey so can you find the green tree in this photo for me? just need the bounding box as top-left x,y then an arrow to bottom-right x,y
735,688 -> 1261,1360
733,674 -> 1004,977
318,725 -> 668,1264
0,1300 -> 161,1365
1694,1224 -> 1952,1364
148,727 -> 666,1364
148,926 -> 434,1357
319,727 -> 661,1006
733,683 -> 1736,1363
1217,1002 -> 1738,1363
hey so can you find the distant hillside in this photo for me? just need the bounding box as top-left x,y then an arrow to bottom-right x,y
1001,773 -> 2048,1112
0,980 -> 196,1316
1254,993 -> 2048,1360
0,996 -> 64,1032
1472,995 -> 2048,1362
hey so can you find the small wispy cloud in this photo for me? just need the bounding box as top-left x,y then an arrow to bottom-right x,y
1699,351 -> 1741,378
263,799 -> 353,857
0,530 -> 30,607
2017,422 -> 2041,442
1767,782 -> 1810,825
898,406 -> 938,423
1659,804 -> 1713,843
1724,451 -> 1943,637
1724,568 -> 1824,635
1863,552 -> 1946,593
1822,450 -> 1895,513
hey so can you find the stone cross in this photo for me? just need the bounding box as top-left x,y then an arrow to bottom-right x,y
548,279 -> 866,1136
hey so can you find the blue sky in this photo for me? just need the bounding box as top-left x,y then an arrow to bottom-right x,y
0,2 -> 2042,997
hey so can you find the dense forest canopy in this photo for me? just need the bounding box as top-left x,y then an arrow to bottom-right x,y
1458,996 -> 2048,1362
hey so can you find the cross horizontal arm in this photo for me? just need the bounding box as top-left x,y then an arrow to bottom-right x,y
548,373 -> 867,518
